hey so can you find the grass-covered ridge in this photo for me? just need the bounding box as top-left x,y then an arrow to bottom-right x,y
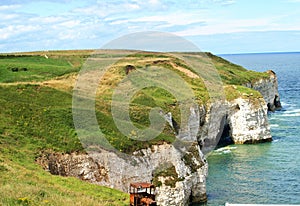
0,50 -> 270,153
206,52 -> 270,85
0,50 -> 270,205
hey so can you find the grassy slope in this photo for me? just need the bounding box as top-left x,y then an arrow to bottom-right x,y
0,50 -> 269,205
0,85 -> 128,206
206,52 -> 270,85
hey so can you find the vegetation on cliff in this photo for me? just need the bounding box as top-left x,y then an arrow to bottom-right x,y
0,50 -> 270,205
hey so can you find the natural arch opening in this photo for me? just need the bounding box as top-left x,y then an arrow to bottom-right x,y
216,115 -> 234,149
201,115 -> 234,154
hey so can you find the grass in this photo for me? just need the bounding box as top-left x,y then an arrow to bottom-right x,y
152,163 -> 184,188
206,52 -> 270,85
0,50 -> 270,154
0,84 -> 128,205
0,54 -> 84,83
0,153 -> 128,206
224,85 -> 263,101
0,50 -> 273,205
0,85 -> 81,153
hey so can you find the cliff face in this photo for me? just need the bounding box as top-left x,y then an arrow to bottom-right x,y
244,70 -> 281,111
38,143 -> 208,206
37,70 -> 281,206
38,104 -> 209,205
201,70 -> 280,152
229,97 -> 271,144
199,97 -> 271,154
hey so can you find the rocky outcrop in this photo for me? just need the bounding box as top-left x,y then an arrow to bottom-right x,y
244,70 -> 281,111
37,142 -> 208,206
36,152 -> 109,182
200,70 -> 280,153
199,96 -> 272,154
229,97 -> 271,144
38,103 -> 208,206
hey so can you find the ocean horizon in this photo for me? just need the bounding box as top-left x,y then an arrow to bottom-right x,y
219,51 -> 300,56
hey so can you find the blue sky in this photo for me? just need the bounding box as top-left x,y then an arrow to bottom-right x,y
0,0 -> 300,54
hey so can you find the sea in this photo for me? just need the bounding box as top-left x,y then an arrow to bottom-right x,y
199,52 -> 300,206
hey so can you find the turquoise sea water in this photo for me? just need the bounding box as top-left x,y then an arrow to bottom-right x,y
202,53 -> 300,205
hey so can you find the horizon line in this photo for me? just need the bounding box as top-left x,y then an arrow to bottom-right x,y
1,49 -> 300,56
218,51 -> 300,56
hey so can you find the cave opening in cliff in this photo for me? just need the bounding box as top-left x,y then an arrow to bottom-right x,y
216,121 -> 234,148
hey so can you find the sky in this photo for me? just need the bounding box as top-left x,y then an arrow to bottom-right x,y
0,0 -> 300,54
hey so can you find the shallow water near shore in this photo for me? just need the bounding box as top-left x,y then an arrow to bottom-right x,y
196,52 -> 300,206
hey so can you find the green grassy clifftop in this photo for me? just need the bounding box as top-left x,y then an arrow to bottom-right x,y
0,50 -> 270,205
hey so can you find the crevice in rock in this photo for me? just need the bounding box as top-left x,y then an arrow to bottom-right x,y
274,94 -> 282,109
268,95 -> 282,112
202,114 -> 234,154
216,121 -> 234,148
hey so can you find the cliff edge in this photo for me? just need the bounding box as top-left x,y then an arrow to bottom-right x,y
34,51 -> 281,206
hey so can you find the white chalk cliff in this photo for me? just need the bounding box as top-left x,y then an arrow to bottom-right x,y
37,70 -> 281,206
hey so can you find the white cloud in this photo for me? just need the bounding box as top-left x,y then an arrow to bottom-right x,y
107,11 -> 208,28
108,19 -> 129,25
174,16 -> 300,36
0,13 -> 18,20
130,0 -> 166,9
148,0 -> 159,5
0,0 -> 299,53
220,0 -> 236,6
0,25 -> 41,40
199,0 -> 236,6
74,1 -> 141,18
58,30 -> 80,40
174,18 -> 265,36
29,16 -> 66,24
58,20 -> 81,28
0,4 -> 21,11
127,3 -> 140,10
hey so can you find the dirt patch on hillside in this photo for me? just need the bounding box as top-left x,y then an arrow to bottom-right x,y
42,73 -> 77,91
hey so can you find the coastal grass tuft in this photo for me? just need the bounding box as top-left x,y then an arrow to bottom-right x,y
224,85 -> 263,101
152,164 -> 184,188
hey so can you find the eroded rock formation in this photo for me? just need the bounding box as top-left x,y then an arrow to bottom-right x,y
37,70 -> 281,206
244,70 -> 282,111
37,143 -> 207,206
200,96 -> 272,153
